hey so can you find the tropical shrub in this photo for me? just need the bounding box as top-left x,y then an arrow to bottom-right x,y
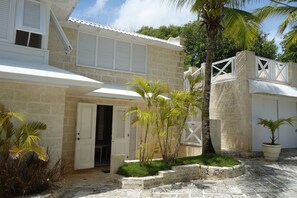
258,117 -> 295,145
127,75 -> 203,164
0,104 -> 61,197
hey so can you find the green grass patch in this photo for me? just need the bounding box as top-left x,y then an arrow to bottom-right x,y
117,154 -> 241,177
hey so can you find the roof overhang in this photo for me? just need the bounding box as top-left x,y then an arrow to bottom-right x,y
249,80 -> 297,98
86,84 -> 142,101
0,58 -> 102,95
62,18 -> 184,52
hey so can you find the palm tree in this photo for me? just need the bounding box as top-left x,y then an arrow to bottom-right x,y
256,0 -> 297,48
169,0 -> 260,154
0,104 -> 48,162
258,117 -> 294,145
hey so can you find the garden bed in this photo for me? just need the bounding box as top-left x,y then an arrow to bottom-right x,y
114,155 -> 245,189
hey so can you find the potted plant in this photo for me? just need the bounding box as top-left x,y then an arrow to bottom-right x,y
258,117 -> 294,161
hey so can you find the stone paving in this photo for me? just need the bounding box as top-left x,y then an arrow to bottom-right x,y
58,149 -> 297,198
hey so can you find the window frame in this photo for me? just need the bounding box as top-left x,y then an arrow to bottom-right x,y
15,0 -> 46,35
76,31 -> 147,74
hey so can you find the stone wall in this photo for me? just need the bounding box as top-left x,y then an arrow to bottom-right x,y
210,51 -> 255,152
114,162 -> 245,189
48,26 -> 184,90
0,81 -> 66,165
48,25 -> 185,170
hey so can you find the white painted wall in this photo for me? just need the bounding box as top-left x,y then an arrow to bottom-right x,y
252,94 -> 297,151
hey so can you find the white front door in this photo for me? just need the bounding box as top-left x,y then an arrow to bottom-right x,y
111,106 -> 130,159
74,103 -> 97,170
278,100 -> 297,148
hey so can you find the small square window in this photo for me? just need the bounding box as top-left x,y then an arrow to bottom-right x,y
15,30 -> 29,46
15,30 -> 42,49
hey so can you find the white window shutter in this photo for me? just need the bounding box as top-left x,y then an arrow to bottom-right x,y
0,0 -> 10,40
115,40 -> 131,72
23,0 -> 40,29
50,10 -> 72,54
77,33 -> 96,66
132,44 -> 146,73
97,36 -> 114,69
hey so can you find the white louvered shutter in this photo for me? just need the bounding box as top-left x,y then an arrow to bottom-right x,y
23,0 -> 40,29
132,44 -> 146,73
97,36 -> 114,69
115,41 -> 131,72
77,33 -> 96,66
0,0 -> 10,40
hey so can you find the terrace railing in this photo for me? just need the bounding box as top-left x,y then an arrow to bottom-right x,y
211,57 -> 235,83
182,120 -> 202,146
256,56 -> 288,83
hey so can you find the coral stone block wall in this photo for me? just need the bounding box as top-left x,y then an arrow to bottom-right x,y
210,51 -> 255,152
47,25 -> 185,170
48,26 -> 184,91
0,81 -> 66,165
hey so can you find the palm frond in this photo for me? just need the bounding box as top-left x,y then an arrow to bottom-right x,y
283,26 -> 297,48
223,7 -> 259,48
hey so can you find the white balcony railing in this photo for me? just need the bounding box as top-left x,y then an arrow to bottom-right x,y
211,57 -> 235,83
256,56 -> 288,83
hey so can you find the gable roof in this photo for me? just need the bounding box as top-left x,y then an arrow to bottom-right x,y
66,18 -> 183,51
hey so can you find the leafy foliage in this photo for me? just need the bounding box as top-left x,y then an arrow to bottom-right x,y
0,104 -> 60,197
117,154 -> 240,177
255,0 -> 297,49
127,75 -> 203,164
257,117 -> 295,145
137,21 -> 277,70
278,33 -> 297,62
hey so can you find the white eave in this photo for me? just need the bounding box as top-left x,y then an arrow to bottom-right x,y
63,18 -> 184,51
249,80 -> 297,98
87,84 -> 142,101
0,58 -> 102,95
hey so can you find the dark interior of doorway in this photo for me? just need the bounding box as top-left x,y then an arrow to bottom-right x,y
94,105 -> 112,167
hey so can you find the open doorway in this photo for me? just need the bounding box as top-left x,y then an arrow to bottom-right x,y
94,105 -> 113,167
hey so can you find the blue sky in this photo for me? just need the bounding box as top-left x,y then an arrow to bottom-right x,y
71,0 -> 292,53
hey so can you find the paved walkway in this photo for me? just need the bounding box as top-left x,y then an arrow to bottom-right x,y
58,149 -> 297,198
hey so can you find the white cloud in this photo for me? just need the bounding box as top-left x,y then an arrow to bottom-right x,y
111,0 -> 196,31
87,0 -> 109,16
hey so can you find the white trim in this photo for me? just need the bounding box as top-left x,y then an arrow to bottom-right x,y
249,80 -> 297,98
86,84 -> 141,101
15,0 -> 46,35
0,59 -> 102,94
67,18 -> 183,51
50,9 -> 72,54
129,43 -> 132,71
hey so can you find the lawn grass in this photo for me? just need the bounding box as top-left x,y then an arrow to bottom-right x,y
117,154 -> 241,177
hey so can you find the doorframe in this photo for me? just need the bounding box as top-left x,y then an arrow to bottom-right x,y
74,102 -> 135,170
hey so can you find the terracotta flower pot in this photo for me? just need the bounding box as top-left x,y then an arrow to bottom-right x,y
262,143 -> 281,161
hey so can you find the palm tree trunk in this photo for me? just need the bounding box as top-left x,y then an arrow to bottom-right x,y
202,29 -> 216,154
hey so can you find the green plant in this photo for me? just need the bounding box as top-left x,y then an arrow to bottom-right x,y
127,75 -> 203,164
257,117 -> 295,145
117,154 -> 240,177
0,104 -> 61,197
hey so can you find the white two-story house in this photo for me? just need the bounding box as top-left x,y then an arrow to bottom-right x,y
0,0 -> 186,171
